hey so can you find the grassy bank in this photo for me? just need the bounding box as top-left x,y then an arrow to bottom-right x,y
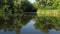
37,10 -> 60,17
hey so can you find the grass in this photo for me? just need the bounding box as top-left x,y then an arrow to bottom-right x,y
37,10 -> 60,17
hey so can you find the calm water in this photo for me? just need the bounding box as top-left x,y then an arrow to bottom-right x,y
0,13 -> 60,34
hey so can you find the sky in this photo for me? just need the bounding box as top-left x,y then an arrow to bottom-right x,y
28,0 -> 35,3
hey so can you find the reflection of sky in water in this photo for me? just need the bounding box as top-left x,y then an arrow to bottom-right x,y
49,29 -> 60,34
21,19 -> 44,34
0,31 -> 15,34
0,19 -> 60,34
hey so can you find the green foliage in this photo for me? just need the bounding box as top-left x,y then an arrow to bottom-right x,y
35,0 -> 60,9
34,16 -> 60,32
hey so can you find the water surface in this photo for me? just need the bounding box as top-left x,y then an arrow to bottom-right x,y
0,13 -> 60,34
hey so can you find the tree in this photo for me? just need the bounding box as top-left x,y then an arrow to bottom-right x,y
20,0 -> 37,12
35,0 -> 60,9
0,0 -> 36,34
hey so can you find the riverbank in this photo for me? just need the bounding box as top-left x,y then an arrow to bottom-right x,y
37,10 -> 60,17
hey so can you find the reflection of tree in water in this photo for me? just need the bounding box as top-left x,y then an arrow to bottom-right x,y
21,12 -> 36,25
34,16 -> 60,33
0,13 -> 36,34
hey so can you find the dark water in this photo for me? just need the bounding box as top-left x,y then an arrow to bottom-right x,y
0,12 -> 60,34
